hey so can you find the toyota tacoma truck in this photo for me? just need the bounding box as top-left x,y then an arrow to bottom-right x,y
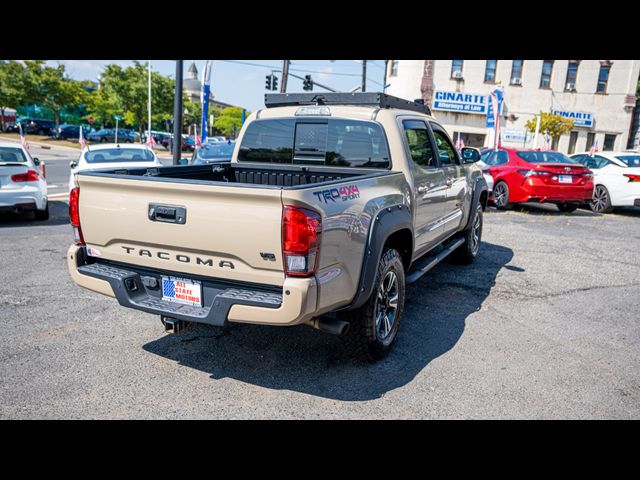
67,92 -> 488,361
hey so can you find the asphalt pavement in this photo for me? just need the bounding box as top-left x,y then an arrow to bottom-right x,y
1,145 -> 639,419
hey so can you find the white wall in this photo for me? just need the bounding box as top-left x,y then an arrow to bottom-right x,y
385,60 -> 640,153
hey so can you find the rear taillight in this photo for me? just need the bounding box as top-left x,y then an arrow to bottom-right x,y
11,170 -> 39,182
282,205 -> 322,277
69,187 -> 84,245
517,169 -> 551,177
623,174 -> 640,182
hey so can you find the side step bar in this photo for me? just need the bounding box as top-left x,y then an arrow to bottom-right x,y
406,238 -> 465,284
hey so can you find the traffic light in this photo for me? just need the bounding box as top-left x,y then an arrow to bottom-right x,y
272,75 -> 278,91
303,74 -> 313,91
265,74 -> 272,90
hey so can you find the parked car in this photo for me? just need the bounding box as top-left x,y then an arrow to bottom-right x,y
6,118 -> 56,136
56,124 -> 90,140
207,136 -> 227,143
191,140 -> 236,165
66,92 -> 488,361
87,128 -> 138,143
68,144 -> 161,192
571,151 -> 640,213
483,148 -> 593,212
164,135 -> 195,152
0,141 -> 48,219
478,148 -> 495,195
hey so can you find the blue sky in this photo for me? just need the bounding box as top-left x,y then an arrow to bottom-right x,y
46,60 -> 387,112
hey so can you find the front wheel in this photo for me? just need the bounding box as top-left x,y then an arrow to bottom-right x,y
452,203 -> 483,264
591,185 -> 613,213
493,181 -> 511,210
340,248 -> 405,361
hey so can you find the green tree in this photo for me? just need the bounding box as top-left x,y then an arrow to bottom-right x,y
89,62 -> 175,133
25,62 -> 88,130
213,106 -> 247,138
0,61 -> 31,131
525,111 -> 574,144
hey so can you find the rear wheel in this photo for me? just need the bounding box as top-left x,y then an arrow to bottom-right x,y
100,137 -> 107,143
591,185 -> 613,213
340,248 -> 405,362
557,203 -> 578,213
34,201 -> 49,221
493,181 -> 511,210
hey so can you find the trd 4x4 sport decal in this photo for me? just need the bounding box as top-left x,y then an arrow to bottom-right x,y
313,185 -> 360,203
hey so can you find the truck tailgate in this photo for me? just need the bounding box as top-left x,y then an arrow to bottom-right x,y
77,175 -> 285,286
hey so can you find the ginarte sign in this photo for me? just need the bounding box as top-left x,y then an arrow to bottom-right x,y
433,91 -> 488,115
552,110 -> 594,128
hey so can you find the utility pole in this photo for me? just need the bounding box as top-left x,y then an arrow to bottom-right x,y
361,60 -> 367,93
172,60 -> 183,165
280,60 -> 290,93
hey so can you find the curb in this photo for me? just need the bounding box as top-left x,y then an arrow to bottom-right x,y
0,135 -> 80,152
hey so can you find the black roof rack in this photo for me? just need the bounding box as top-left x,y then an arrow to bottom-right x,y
264,92 -> 431,115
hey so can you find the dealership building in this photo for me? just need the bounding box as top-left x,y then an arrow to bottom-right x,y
385,60 -> 640,153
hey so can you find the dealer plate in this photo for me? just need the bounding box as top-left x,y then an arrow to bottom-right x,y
161,276 -> 202,307
558,175 -> 573,184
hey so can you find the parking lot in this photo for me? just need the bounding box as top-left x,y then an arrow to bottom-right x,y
2,167 -> 639,419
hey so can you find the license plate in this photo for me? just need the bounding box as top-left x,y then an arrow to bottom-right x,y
558,175 -> 573,184
161,276 -> 202,307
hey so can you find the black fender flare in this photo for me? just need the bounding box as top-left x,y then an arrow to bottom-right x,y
345,203 -> 413,311
462,176 -> 488,231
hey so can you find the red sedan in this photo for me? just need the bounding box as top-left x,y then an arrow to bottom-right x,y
483,148 -> 594,212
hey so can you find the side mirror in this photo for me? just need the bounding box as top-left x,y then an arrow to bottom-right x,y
461,147 -> 481,163
178,158 -> 189,165
33,157 -> 40,166
69,160 -> 78,169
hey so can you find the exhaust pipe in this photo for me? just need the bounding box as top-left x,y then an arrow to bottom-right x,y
309,317 -> 349,336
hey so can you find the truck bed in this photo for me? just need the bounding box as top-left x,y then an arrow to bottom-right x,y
79,162 -> 391,189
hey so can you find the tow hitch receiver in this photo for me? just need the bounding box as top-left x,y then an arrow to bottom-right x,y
161,316 -> 189,334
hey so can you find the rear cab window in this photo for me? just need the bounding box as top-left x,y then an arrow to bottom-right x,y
237,118 -> 391,169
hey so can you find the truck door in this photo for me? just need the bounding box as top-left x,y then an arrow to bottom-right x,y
429,122 -> 468,236
399,119 -> 448,256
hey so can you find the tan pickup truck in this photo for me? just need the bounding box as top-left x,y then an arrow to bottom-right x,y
67,92 -> 488,361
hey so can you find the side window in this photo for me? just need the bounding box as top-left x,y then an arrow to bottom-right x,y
496,150 -> 509,165
402,120 -> 435,168
430,126 -> 458,166
481,150 -> 496,164
593,155 -> 610,169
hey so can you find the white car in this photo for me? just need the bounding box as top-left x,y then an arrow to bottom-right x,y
0,141 -> 49,219
570,151 -> 640,213
478,149 -> 496,194
69,144 -> 162,191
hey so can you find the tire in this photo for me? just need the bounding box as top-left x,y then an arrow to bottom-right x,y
557,203 -> 578,213
591,185 -> 614,213
493,181 -> 512,210
34,201 -> 49,221
100,137 -> 107,143
339,248 -> 405,362
451,203 -> 483,264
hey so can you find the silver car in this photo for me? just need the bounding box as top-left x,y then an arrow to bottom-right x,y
0,141 -> 48,219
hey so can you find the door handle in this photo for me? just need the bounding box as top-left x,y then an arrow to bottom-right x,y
417,185 -> 429,194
